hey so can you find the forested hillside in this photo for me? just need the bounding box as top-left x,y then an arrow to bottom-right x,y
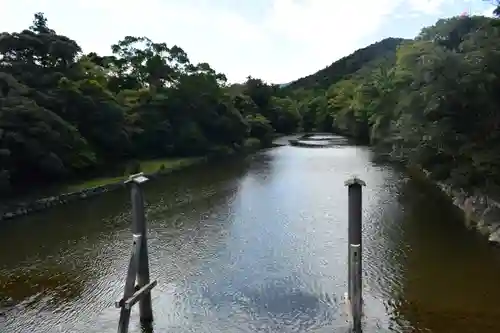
288,12 -> 500,195
0,13 -> 302,195
286,37 -> 407,91
3,8 -> 500,200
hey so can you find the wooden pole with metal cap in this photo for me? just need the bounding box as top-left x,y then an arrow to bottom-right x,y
116,173 -> 157,333
344,176 -> 366,332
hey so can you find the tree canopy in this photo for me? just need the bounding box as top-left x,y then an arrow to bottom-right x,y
285,10 -> 500,195
285,38 -> 407,91
0,13 -> 303,195
4,9 -> 500,198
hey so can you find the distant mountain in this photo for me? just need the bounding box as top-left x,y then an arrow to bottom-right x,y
286,37 -> 409,91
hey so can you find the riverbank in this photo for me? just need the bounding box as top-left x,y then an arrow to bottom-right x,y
407,166 -> 500,246
0,156 -> 207,222
331,128 -> 500,246
5,136 -> 500,333
0,138 -> 281,222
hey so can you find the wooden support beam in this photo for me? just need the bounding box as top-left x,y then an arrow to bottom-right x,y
122,280 -> 157,310
117,234 -> 142,333
117,174 -> 156,333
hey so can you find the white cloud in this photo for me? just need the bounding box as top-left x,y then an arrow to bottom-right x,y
407,0 -> 449,14
0,0 -> 268,82
479,6 -> 497,17
259,0 -> 404,82
0,0 -> 472,84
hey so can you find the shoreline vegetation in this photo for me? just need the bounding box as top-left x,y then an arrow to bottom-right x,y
0,156 -> 205,222
0,12 -> 302,218
282,11 -> 500,245
0,135 -> 286,222
407,166 -> 500,245
4,5 -> 500,245
0,138 -> 277,221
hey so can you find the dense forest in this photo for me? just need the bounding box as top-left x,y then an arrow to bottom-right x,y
2,6 -> 500,198
0,13 -> 301,195
285,37 -> 407,91
287,9 -> 500,196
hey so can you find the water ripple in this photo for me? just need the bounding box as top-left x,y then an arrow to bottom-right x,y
3,144 -> 499,333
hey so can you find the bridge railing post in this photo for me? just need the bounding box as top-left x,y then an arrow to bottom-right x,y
116,173 -> 157,333
344,176 -> 366,333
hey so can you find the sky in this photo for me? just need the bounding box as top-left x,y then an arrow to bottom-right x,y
0,0 -> 497,84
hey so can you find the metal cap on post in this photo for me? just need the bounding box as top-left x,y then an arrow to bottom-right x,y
126,172 -> 149,185
126,173 -> 149,236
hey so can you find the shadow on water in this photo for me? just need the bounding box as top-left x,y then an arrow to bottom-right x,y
388,176 -> 500,332
0,269 -> 85,312
0,156 -> 252,333
0,188 -> 130,266
4,143 -> 500,333
195,274 -> 338,332
240,151 -> 275,186
0,157 -> 250,264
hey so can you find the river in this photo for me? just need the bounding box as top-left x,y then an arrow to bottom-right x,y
2,136 -> 500,333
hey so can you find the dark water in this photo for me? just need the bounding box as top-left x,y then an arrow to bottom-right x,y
2,136 -> 500,333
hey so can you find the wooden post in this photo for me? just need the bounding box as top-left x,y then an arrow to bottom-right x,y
350,244 -> 362,331
117,234 -> 143,333
344,176 -> 365,333
130,176 -> 153,323
116,173 -> 156,333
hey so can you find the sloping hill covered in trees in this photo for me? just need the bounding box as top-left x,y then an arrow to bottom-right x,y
3,8 -> 500,201
287,12 -> 500,195
286,37 -> 407,91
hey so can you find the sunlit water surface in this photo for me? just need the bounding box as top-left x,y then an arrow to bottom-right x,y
2,136 -> 500,333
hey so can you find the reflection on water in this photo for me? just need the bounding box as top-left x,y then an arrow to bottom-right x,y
1,269 -> 84,309
390,178 -> 500,332
1,140 -> 500,332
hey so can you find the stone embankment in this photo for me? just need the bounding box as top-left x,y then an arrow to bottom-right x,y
0,158 -> 207,222
0,182 -> 125,221
0,143 -> 274,222
420,169 -> 500,245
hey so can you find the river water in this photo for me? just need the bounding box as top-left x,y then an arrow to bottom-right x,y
2,136 -> 500,333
